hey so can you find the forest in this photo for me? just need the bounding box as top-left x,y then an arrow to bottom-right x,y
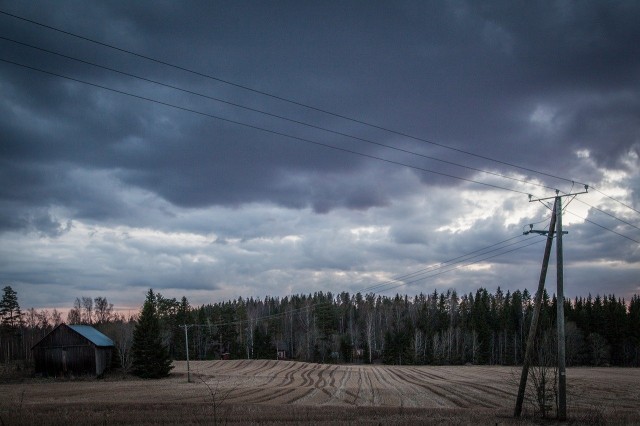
1,285 -> 639,369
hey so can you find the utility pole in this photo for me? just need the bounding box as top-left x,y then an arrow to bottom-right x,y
515,187 -> 587,419
181,324 -> 192,383
514,200 -> 557,418
556,195 -> 567,420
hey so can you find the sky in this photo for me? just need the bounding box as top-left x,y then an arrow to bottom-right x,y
1,1 -> 639,313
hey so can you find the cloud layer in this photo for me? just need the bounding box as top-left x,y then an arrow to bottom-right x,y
0,1 -> 638,310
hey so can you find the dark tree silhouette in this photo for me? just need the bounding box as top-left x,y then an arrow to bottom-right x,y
131,289 -> 173,378
0,286 -> 22,329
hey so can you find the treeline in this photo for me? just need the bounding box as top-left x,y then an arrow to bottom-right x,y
160,287 -> 640,367
2,285 -> 639,367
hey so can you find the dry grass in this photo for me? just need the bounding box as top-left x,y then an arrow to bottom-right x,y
1,361 -> 638,424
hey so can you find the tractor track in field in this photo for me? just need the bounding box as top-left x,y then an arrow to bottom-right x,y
174,360 -> 616,410
5,360 -> 640,424
390,367 -> 464,408
404,366 -> 497,408
244,386 -> 296,404
416,366 -> 513,401
160,361 -> 510,409
372,366 -> 406,407
315,364 -> 327,389
271,361 -> 295,387
327,364 -> 339,388
286,387 -> 315,404
380,368 -> 413,407
363,366 -> 380,406
338,368 -> 356,405
279,361 -> 306,387
238,359 -> 271,377
322,366 -> 349,406
299,362 -> 316,387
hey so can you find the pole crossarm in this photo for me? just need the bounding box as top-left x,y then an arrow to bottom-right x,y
528,187 -> 588,203
523,227 -> 568,236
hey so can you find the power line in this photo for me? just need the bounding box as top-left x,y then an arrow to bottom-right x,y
0,57 -> 535,197
2,11 -> 637,317
3,58 -> 636,275
0,10 -> 593,189
555,184 -> 640,227
0,35 -> 559,194
573,198 -> 640,232
565,209 -> 640,244
592,187 -> 640,216
377,237 -> 547,294
172,204 -> 635,330
3,10 -> 636,215
175,234 -> 545,329
359,234 -> 537,293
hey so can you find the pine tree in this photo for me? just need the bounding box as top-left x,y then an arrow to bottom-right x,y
131,289 -> 173,378
0,286 -> 22,329
1,286 -> 23,362
471,288 -> 491,364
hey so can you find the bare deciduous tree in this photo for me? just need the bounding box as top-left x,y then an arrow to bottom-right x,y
51,309 -> 62,326
525,330 -> 558,419
66,298 -> 82,324
94,297 -> 113,324
198,375 -> 242,426
81,297 -> 93,324
114,320 -> 134,373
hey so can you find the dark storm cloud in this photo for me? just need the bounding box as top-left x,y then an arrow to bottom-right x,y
2,1 -> 639,221
0,1 -> 638,308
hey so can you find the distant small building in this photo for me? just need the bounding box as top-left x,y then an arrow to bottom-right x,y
32,323 -> 114,377
275,341 -> 289,360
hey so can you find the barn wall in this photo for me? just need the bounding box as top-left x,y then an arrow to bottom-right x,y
94,347 -> 112,376
34,325 -> 87,348
33,345 -> 96,376
32,325 -> 108,377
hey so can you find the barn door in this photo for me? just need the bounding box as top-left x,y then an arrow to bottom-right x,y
62,349 -> 68,374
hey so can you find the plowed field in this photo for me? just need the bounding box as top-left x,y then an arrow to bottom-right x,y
1,360 -> 639,424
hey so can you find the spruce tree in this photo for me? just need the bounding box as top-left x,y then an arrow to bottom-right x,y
131,289 -> 173,378
0,286 -> 22,329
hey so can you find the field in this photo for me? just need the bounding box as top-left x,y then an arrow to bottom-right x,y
1,360 -> 639,424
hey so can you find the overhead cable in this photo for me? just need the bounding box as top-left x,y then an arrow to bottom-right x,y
359,234 -> 538,293
565,210 -> 640,244
376,238 -> 547,294
573,198 -> 640,232
2,9 -> 635,215
0,57 -> 534,197
592,187 -> 640,216
0,10 -> 594,188
174,233 -> 546,328
0,35 -> 558,194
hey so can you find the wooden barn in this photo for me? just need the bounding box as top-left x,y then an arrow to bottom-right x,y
32,323 -> 114,377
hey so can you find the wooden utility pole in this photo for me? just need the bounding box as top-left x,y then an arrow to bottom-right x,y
515,187 -> 587,420
556,196 -> 567,420
182,324 -> 192,383
514,200 -> 557,417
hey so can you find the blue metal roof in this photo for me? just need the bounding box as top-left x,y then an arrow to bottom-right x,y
69,325 -> 115,347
